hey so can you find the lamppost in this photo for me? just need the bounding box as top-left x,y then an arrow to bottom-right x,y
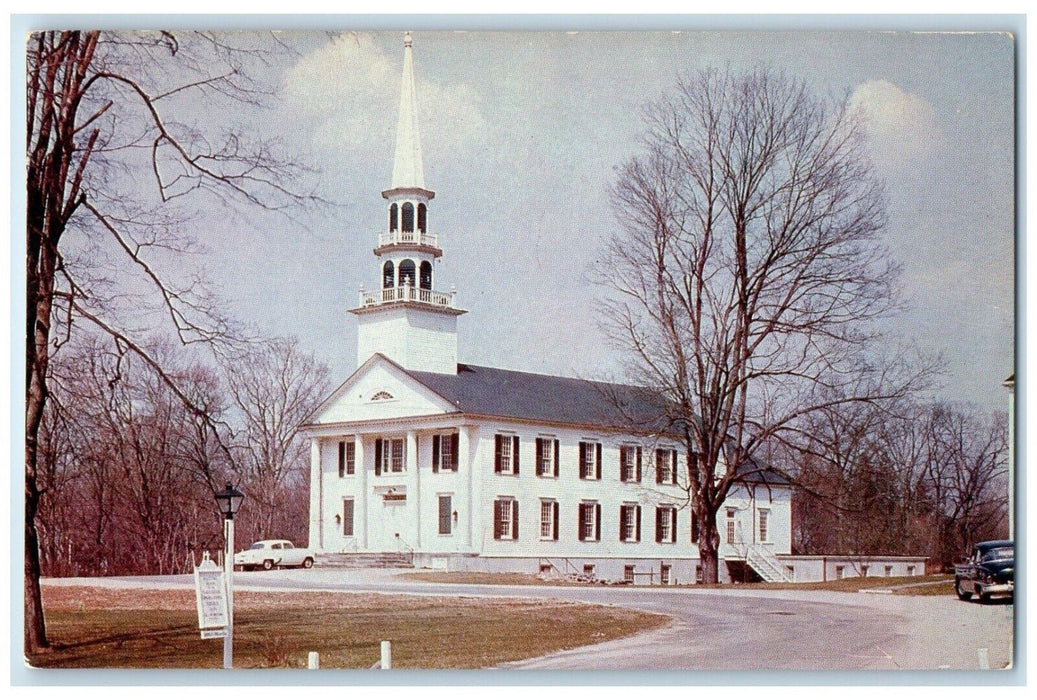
214,483 -> 245,669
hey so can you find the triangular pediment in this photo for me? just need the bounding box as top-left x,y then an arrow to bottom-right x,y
304,353 -> 458,427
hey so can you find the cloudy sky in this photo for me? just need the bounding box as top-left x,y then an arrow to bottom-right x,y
189,30 -> 1013,412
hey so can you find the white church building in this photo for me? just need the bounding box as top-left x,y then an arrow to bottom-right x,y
300,33 -> 925,584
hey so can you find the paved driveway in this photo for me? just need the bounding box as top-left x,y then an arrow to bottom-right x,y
47,569 -> 1014,671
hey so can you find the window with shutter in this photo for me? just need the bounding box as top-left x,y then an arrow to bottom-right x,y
656,505 -> 676,543
620,504 -> 640,542
496,434 -> 518,475
536,437 -> 558,477
579,441 -> 599,480
493,499 -> 517,541
579,502 -> 598,542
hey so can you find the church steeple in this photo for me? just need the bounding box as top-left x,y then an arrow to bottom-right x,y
351,32 -> 465,376
391,31 -> 425,190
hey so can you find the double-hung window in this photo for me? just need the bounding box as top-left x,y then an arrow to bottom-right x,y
619,503 -> 641,542
579,441 -> 601,480
655,448 -> 678,485
338,440 -> 356,477
578,501 -> 601,542
535,437 -> 559,477
620,445 -> 642,482
374,437 -> 405,475
540,500 -> 559,540
493,498 -> 519,540
432,433 -> 459,472
758,508 -> 770,543
494,434 -> 520,475
656,505 -> 677,543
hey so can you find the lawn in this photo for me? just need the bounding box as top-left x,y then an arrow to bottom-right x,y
27,585 -> 669,669
400,570 -> 955,595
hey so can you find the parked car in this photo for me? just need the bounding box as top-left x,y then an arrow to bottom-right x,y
234,539 -> 315,571
954,540 -> 1013,602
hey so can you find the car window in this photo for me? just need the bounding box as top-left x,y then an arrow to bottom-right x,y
249,543 -> 265,550
272,543 -> 282,550
981,546 -> 1013,563
283,543 -> 293,550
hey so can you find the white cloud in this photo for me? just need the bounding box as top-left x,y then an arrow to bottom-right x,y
281,33 -> 485,170
849,79 -> 938,171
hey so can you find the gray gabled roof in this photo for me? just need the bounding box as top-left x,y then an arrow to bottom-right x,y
403,361 -> 787,486
405,363 -> 674,433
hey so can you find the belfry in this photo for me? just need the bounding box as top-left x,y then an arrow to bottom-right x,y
351,32 -> 465,376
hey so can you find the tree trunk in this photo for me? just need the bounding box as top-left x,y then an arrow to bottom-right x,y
697,501 -> 722,584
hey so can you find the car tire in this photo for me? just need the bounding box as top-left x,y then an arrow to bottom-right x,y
955,577 -> 973,601
979,590 -> 992,604
262,559 -> 274,571
302,557 -> 314,569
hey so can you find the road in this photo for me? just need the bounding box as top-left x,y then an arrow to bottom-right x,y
45,569 -> 1014,671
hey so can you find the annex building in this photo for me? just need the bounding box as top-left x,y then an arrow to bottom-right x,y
301,34 -> 925,584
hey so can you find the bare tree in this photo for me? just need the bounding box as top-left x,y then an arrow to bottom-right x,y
25,30 -> 313,652
600,67 -> 921,583
221,337 -> 330,545
924,404 -> 1009,565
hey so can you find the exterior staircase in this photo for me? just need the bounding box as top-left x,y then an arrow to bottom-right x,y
745,544 -> 793,583
316,552 -> 415,569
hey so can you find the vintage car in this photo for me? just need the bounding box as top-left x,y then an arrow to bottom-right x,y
954,540 -> 1014,602
234,539 -> 315,571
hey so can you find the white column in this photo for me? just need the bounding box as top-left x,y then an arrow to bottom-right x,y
458,425 -> 473,549
465,426 -> 480,552
356,435 -> 367,550
408,430 -> 420,549
308,438 -> 322,551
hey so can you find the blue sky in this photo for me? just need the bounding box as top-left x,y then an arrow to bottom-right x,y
194,30 -> 1013,411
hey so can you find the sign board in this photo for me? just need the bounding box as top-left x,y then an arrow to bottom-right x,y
194,551 -> 228,636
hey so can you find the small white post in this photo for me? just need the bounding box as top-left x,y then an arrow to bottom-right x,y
308,651 -> 320,670
380,640 -> 392,669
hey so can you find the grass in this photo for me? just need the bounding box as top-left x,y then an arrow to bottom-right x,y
401,570 -> 955,595
27,585 -> 669,669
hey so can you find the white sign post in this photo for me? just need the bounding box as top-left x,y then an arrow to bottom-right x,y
194,552 -> 228,641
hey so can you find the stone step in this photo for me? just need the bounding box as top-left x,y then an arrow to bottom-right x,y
316,552 -> 415,569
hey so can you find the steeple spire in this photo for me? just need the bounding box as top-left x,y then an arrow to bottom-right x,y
351,30 -> 464,376
391,31 -> 425,189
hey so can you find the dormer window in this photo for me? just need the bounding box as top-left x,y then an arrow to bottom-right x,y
371,391 -> 394,401
401,202 -> 415,232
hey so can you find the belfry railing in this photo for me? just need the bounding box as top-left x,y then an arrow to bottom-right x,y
359,285 -> 455,309
378,230 -> 439,248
